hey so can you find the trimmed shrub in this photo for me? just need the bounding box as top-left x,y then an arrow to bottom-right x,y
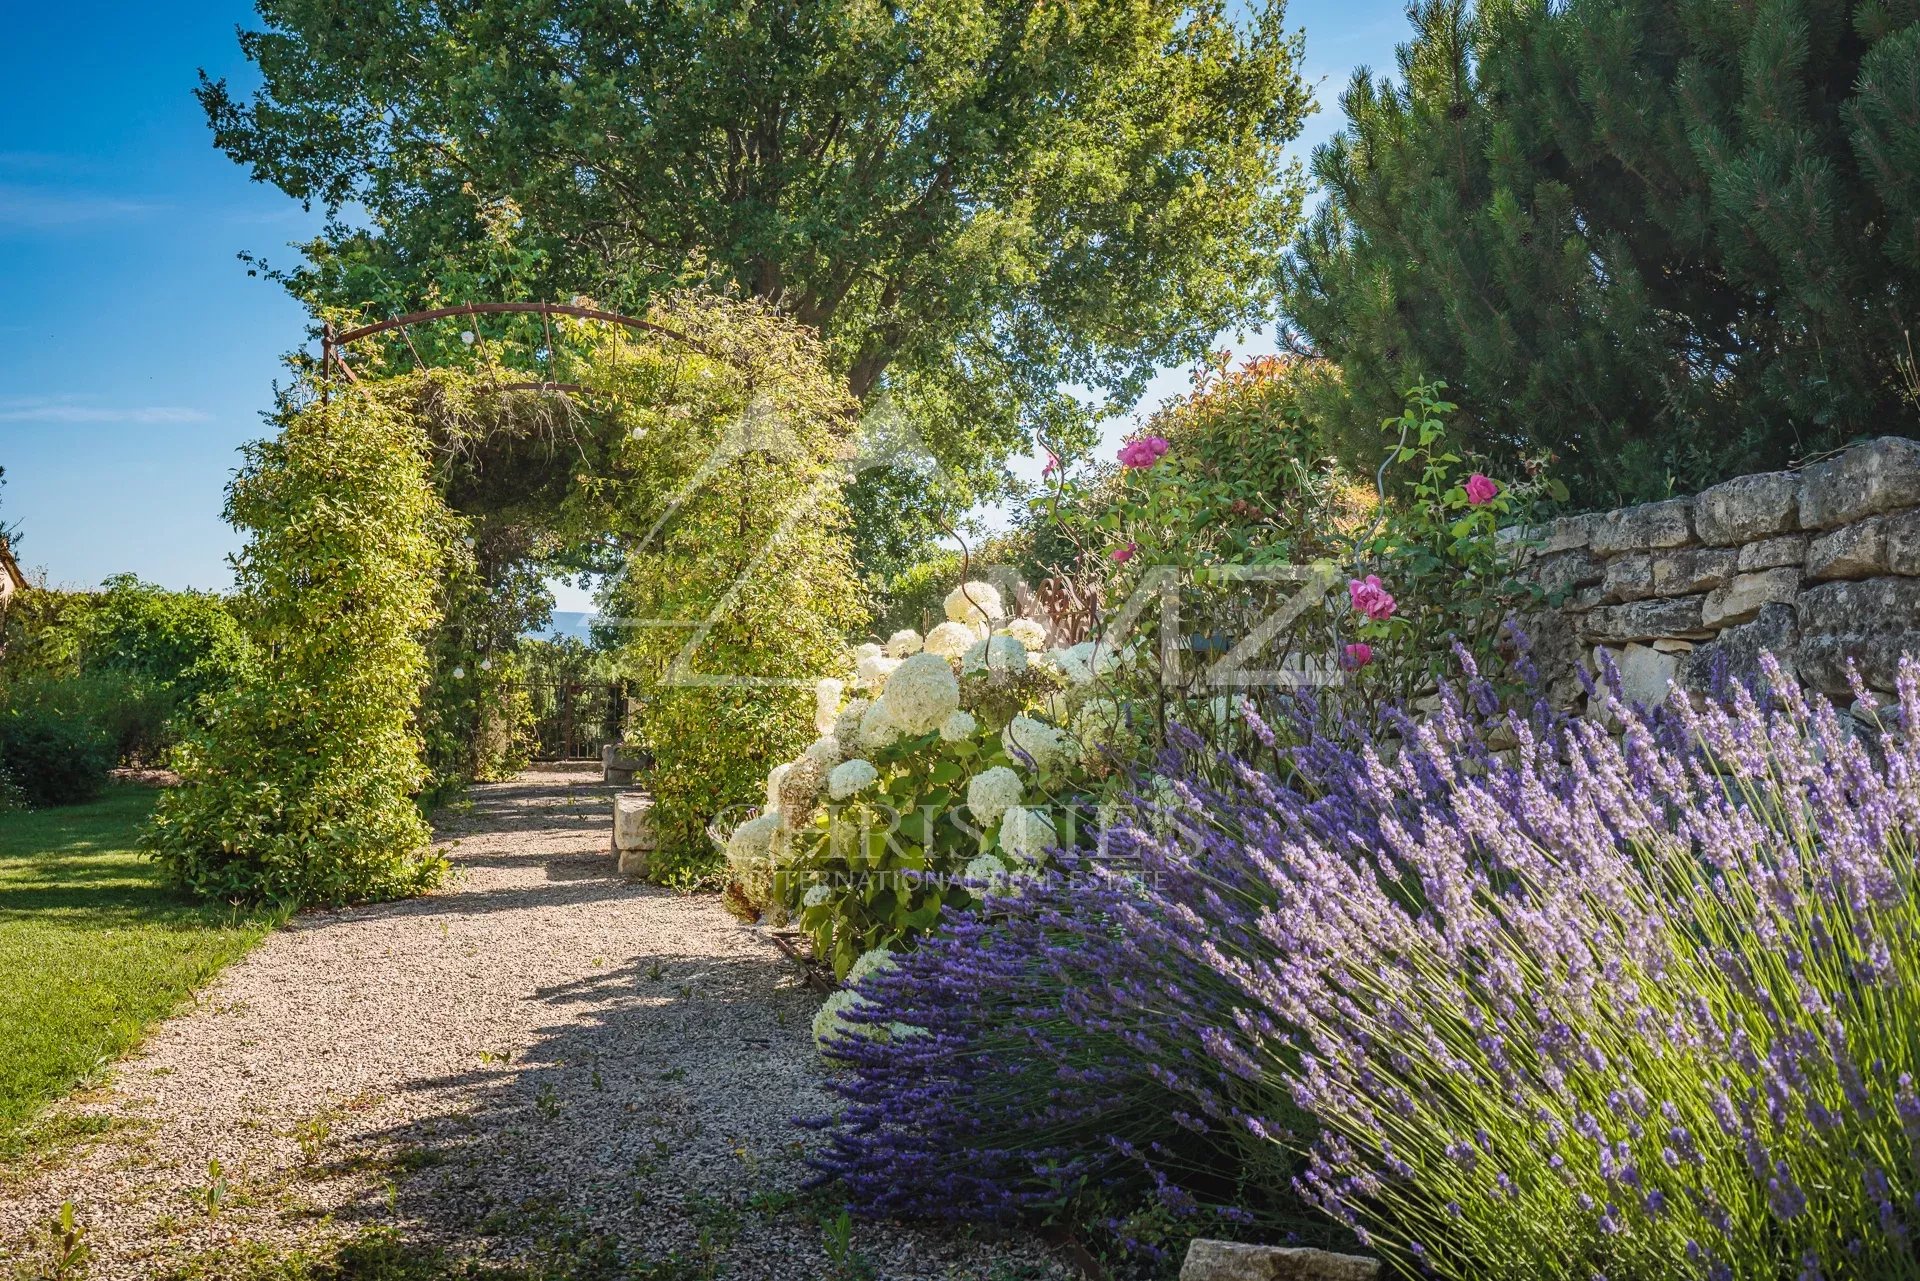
596,295 -> 869,882
0,680 -> 116,807
145,390 -> 449,905
0,578 -> 252,765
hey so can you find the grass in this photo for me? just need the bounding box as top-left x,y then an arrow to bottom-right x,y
0,784 -> 281,1147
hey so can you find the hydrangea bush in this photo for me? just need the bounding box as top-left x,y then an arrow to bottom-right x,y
723,581 -> 1105,987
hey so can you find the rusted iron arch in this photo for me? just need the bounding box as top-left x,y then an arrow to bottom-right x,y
319,301 -> 708,390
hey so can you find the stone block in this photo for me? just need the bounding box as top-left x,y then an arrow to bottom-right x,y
1541,511 -> 1602,554
1702,567 -> 1801,628
1581,594 -> 1711,644
613,791 -> 657,853
1737,533 -> 1809,572
1523,548 -> 1605,598
1603,554 -> 1655,603
1681,602 -> 1799,696
603,741 -> 649,781
1806,516 -> 1889,581
1589,497 -> 1695,555
1799,436 -> 1920,529
1180,1240 -> 1381,1281
1796,577 -> 1920,693
1565,584 -> 1609,612
1695,470 -> 1799,545
1797,577 -> 1920,636
1799,631 -> 1920,694
1506,609 -> 1578,685
1651,546 -> 1736,596
1592,642 -> 1680,707
1886,507 -> 1920,576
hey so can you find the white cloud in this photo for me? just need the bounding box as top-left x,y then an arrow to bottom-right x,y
0,185 -> 166,227
0,398 -> 210,425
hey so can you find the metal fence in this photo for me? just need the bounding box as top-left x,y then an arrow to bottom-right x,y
513,680 -> 630,761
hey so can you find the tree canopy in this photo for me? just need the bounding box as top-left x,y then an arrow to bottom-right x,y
1282,0 -> 1920,506
201,0 -> 1313,564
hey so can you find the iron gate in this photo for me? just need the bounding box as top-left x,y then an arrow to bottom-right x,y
516,680 -> 629,761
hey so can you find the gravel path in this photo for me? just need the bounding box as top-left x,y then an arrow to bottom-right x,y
0,766 -> 1066,1280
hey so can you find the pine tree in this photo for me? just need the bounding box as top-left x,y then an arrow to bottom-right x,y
1284,0 -> 1920,505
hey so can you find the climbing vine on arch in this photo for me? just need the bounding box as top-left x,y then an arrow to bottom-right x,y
152,291 -> 868,905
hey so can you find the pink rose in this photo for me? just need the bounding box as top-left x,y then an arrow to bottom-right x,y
1348,575 -> 1397,622
1341,642 -> 1374,671
1110,541 -> 1138,564
1117,437 -> 1168,470
1464,472 -> 1501,506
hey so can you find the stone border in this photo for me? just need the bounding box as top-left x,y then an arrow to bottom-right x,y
1503,437 -> 1920,709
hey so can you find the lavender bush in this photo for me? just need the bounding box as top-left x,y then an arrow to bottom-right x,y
804,826 -> 1340,1263
1150,657 -> 1920,1279
815,639 -> 1920,1277
806,649 -> 1560,1264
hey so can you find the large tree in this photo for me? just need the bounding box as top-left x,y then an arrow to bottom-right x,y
1282,0 -> 1920,506
201,0 -> 1311,565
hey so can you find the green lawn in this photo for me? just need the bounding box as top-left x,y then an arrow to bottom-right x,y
0,786 -> 279,1141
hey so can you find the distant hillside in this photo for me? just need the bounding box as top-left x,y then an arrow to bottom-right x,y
528,611 -> 600,642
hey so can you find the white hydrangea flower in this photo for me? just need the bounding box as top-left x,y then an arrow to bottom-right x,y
767,822 -> 795,867
858,698 -> 904,751
961,634 -> 1028,676
1002,713 -> 1073,772
885,629 -> 924,658
939,709 -> 978,742
777,756 -> 828,827
802,883 -> 832,908
1072,698 -> 1125,753
828,758 -> 879,800
814,677 -> 845,734
765,763 -> 792,811
812,988 -> 865,1049
880,652 -> 960,735
835,697 -> 872,757
966,765 -> 1024,828
887,1022 -> 930,1040
963,851 -> 1011,899
923,620 -> 977,660
725,811 -> 782,869
803,735 -> 842,769
1002,618 -> 1048,652
1045,646 -> 1096,687
854,642 -> 884,662
999,805 -> 1056,864
846,946 -> 898,987
1063,640 -> 1121,678
943,580 -> 1007,625
854,652 -> 901,692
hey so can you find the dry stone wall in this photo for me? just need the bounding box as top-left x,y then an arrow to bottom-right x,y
1509,436 -> 1920,711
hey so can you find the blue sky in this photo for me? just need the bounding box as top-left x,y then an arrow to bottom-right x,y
0,0 -> 1409,611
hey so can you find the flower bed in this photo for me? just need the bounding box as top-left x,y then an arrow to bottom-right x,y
810,646 -> 1920,1277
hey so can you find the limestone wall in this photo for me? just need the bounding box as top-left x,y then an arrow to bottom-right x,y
1510,436 -> 1920,709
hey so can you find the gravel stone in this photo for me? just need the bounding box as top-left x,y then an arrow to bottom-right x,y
0,766 -> 1065,1280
